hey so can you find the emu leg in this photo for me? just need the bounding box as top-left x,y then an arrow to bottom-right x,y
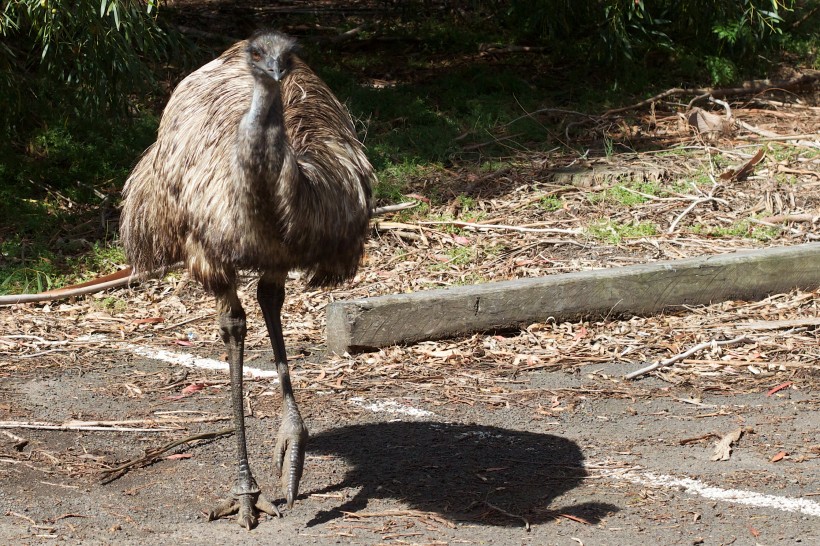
258,272 -> 308,508
207,287 -> 280,529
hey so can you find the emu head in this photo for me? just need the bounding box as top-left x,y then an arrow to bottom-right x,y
246,30 -> 298,83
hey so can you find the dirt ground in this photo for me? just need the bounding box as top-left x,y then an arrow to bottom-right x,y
0,342 -> 818,545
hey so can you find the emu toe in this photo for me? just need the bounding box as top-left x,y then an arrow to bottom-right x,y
274,413 -> 309,508
207,492 -> 281,530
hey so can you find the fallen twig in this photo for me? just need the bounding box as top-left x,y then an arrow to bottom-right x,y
418,220 -> 581,235
0,265 -> 176,306
372,201 -> 418,216
758,213 -> 819,225
1,430 -> 28,450
341,509 -> 456,528
735,119 -> 782,139
679,433 -> 720,445
100,427 -> 234,481
667,180 -> 728,234
484,500 -> 531,531
738,317 -> 820,330
625,335 -> 754,379
603,73 -> 820,117
0,200 -> 412,307
0,416 -> 229,433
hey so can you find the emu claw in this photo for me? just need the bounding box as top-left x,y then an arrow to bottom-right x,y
274,414 -> 308,508
207,492 -> 281,529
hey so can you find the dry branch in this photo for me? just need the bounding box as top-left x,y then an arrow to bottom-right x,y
100,427 -> 234,481
759,213 -> 819,225
484,500 -> 531,531
624,335 -> 754,380
603,73 -> 820,117
418,220 -> 581,235
668,181 -> 728,234
0,202 -> 412,306
0,416 -> 229,432
341,509 -> 456,528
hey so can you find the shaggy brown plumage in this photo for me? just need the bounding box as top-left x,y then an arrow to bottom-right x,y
119,30 -> 374,529
121,38 -> 373,291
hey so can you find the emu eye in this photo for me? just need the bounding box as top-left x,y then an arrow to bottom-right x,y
250,49 -> 262,62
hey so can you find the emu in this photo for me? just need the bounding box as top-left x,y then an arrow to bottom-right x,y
121,30 -> 373,529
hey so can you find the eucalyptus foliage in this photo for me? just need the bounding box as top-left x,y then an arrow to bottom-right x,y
0,0 -> 184,137
504,0 -> 804,83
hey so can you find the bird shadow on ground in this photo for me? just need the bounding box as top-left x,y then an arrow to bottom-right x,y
304,421 -> 618,528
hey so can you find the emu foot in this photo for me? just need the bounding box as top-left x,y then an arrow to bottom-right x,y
207,492 -> 281,530
274,410 -> 309,508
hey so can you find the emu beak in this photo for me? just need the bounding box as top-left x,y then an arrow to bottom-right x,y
270,58 -> 285,82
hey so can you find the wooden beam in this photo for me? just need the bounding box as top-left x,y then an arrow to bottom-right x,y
326,243 -> 820,354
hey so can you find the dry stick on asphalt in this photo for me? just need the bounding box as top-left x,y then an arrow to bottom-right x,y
341,509 -> 456,528
0,422 -> 175,433
1,430 -> 28,450
100,427 -> 235,483
484,499 -> 531,531
625,335 -> 754,380
0,415 -> 230,432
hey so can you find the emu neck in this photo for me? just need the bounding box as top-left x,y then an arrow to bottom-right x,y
237,77 -> 289,186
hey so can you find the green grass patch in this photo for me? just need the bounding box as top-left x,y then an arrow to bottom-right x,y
588,220 -> 659,243
93,295 -> 128,314
691,220 -> 779,241
588,180 -> 664,207
538,195 -> 564,212
0,115 -> 157,295
447,245 -> 476,266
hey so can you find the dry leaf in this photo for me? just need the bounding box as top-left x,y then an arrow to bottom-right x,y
686,107 -> 733,137
719,148 -> 765,181
766,381 -> 793,397
180,383 -> 206,395
165,453 -> 192,461
711,428 -> 743,461
132,317 -> 164,325
770,450 -> 787,463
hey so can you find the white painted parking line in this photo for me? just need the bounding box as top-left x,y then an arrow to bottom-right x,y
125,344 -> 279,380
602,468 -> 820,517
349,397 -> 436,418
